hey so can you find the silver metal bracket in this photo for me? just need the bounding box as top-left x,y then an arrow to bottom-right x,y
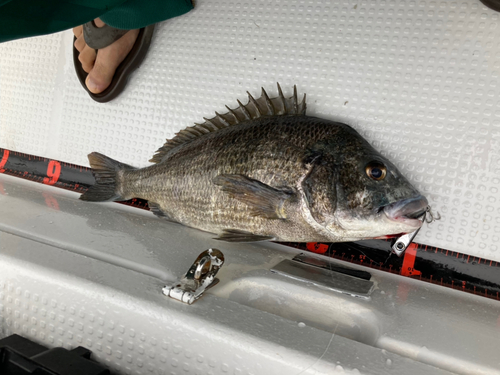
271,253 -> 374,299
391,211 -> 427,257
162,248 -> 224,304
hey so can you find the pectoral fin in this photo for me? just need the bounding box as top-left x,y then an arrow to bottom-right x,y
216,229 -> 275,242
213,174 -> 293,219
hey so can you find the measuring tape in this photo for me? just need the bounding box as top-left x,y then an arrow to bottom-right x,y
1,148 -> 499,301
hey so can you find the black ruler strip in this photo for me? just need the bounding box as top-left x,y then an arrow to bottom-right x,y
282,241 -> 500,301
1,148 -> 499,301
0,148 -> 149,209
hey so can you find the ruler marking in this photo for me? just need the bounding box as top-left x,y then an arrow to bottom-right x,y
0,149 -> 10,172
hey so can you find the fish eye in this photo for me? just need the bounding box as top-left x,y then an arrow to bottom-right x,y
365,161 -> 387,181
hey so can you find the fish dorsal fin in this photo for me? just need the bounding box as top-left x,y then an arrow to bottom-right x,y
149,84 -> 307,163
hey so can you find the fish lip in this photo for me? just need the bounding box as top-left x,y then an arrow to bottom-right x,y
383,195 -> 429,228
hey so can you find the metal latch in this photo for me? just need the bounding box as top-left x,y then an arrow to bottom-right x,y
391,210 -> 427,257
162,248 -> 224,304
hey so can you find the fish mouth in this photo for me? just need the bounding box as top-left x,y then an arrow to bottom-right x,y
383,195 -> 429,229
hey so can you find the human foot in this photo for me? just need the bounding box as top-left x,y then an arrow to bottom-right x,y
73,19 -> 140,94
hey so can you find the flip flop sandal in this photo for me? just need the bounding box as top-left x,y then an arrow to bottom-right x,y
480,0 -> 500,11
73,21 -> 156,103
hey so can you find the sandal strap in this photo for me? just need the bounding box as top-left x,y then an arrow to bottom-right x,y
83,21 -> 129,50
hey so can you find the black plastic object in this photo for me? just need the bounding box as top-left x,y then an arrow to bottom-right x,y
0,334 -> 109,375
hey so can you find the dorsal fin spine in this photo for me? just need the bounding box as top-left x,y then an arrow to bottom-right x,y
215,111 -> 231,127
225,105 -> 241,124
293,85 -> 298,115
247,92 -> 262,117
184,128 -> 203,136
176,132 -> 194,140
237,99 -> 251,120
301,93 -> 307,114
277,83 -> 287,114
261,88 -> 275,115
197,122 -> 218,132
205,118 -> 226,130
149,84 -> 308,163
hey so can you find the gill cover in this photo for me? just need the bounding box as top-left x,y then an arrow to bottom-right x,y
301,149 -> 337,226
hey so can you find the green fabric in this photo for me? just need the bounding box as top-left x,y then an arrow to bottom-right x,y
100,0 -> 192,30
0,0 -> 193,43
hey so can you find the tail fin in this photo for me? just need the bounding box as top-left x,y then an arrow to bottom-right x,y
80,152 -> 135,202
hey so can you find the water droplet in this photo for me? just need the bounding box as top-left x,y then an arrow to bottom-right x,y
298,322 -> 306,328
335,365 -> 344,372
386,359 -> 392,366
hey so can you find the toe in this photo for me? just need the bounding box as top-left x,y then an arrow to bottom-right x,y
85,29 -> 139,94
73,25 -> 82,38
78,45 -> 97,73
74,33 -> 86,52
94,18 -> 106,28
85,53 -> 116,94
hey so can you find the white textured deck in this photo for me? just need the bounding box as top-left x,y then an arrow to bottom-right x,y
1,0 -> 499,260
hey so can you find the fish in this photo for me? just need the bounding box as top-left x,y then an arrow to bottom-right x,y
80,84 -> 428,243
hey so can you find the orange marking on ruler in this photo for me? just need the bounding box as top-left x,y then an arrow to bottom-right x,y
400,243 -> 422,277
0,149 -> 10,173
43,160 -> 61,185
306,242 -> 329,254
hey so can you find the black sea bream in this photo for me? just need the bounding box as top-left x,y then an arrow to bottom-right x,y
81,85 -> 428,242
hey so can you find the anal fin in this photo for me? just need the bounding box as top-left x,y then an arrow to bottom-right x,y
216,229 -> 274,242
148,201 -> 176,222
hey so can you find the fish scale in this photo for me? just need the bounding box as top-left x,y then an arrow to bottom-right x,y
81,85 -> 429,243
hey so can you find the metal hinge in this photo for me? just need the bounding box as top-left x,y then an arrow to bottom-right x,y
162,248 -> 224,305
